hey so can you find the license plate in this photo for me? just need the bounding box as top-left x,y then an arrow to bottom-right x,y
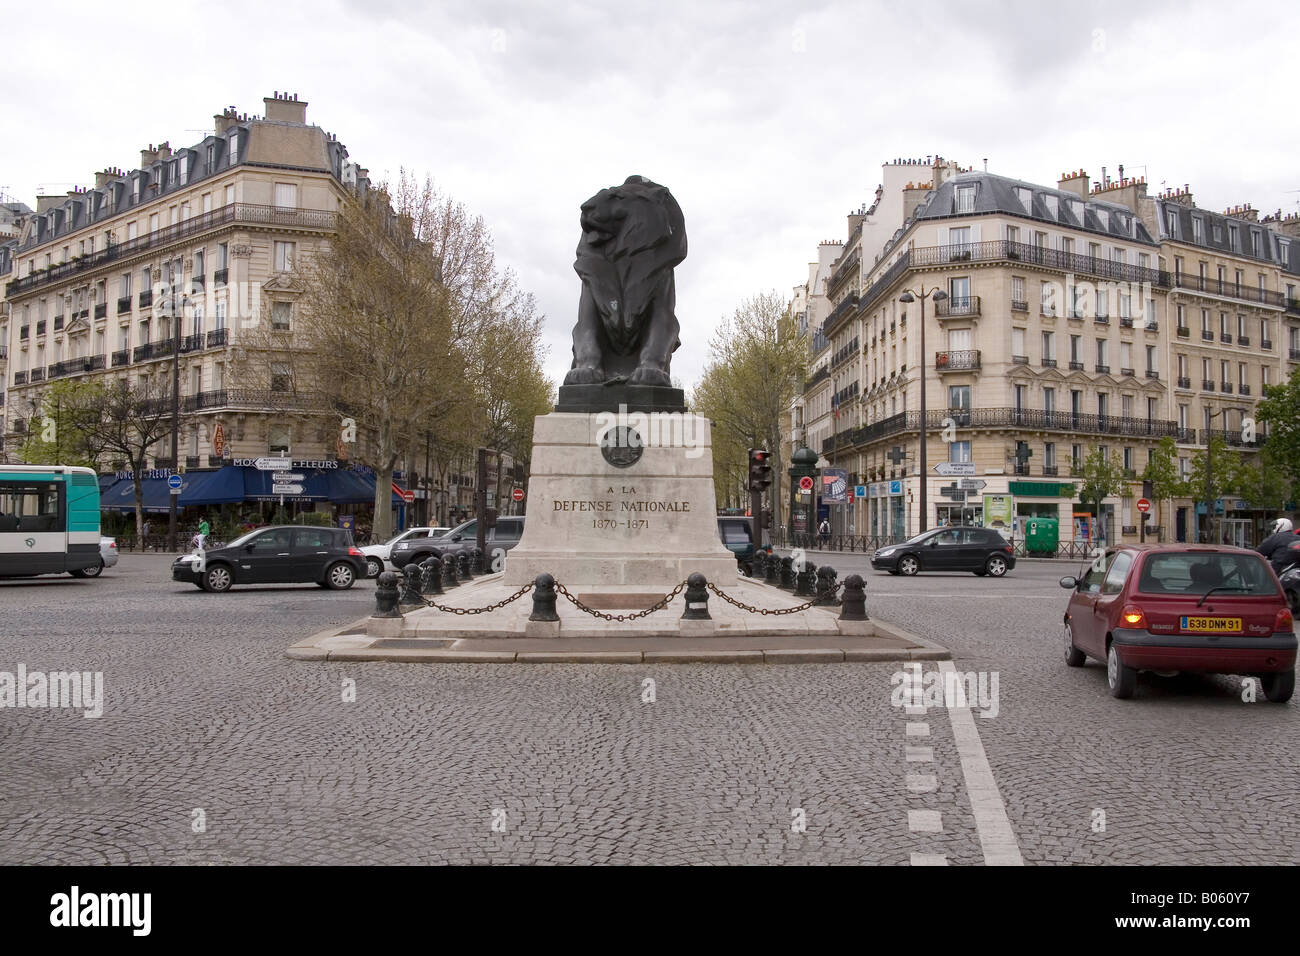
1180,616 -> 1243,633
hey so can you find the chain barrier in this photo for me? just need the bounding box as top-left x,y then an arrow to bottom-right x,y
421,583 -> 534,615
555,581 -> 686,622
706,581 -> 842,615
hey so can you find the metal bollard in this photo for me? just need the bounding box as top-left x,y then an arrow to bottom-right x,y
472,547 -> 486,574
458,551 -> 473,579
420,556 -> 444,596
442,552 -> 460,588
530,572 -> 560,621
795,563 -> 816,597
815,565 -> 838,606
779,555 -> 797,590
765,554 -> 780,585
752,549 -> 768,578
399,565 -> 424,606
839,574 -> 868,620
373,571 -> 402,617
681,572 -> 711,620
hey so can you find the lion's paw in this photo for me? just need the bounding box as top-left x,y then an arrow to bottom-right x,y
564,366 -> 606,386
629,365 -> 672,387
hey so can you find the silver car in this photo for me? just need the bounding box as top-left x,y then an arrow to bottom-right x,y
81,536 -> 119,577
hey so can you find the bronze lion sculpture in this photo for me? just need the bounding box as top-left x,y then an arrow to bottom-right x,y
564,175 -> 686,388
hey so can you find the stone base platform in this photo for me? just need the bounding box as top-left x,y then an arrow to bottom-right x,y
285,571 -> 951,664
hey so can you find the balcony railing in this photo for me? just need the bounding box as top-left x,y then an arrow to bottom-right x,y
185,456 -> 202,469
1239,384 -> 1251,395
94,303 -> 107,319
181,332 -> 206,353
1171,272 -> 1288,309
1119,317 -> 1134,328
111,348 -> 130,367
1011,299 -> 1028,312
1177,376 -> 1191,389
1221,382 -> 1233,393
181,388 -> 322,412
1041,358 -> 1057,368
1262,339 -> 1273,350
936,295 -> 980,318
1291,348 -> 1300,361
13,371 -> 27,385
118,296 -> 132,314
1145,369 -> 1159,379
1068,360 -> 1084,370
1012,355 -> 1029,364
1201,330 -> 1214,340
1237,336 -> 1250,346
1220,332 -> 1233,344
206,328 -> 228,348
29,367 -> 45,382
6,203 -> 338,297
934,349 -> 980,372
1203,380 -> 1215,391
1176,326 -> 1190,338
1201,427 -> 1260,447
823,293 -> 860,334
88,353 -> 105,370
139,289 -> 153,308
133,343 -> 156,362
1042,465 -> 1059,476
1095,364 -> 1110,373
53,315 -> 64,331
213,267 -> 229,286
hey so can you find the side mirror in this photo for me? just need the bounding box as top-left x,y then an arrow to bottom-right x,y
1059,575 -> 1077,589
929,539 -> 939,547
452,533 -> 463,542
244,544 -> 256,553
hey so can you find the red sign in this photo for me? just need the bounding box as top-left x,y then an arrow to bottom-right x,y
212,422 -> 225,458
847,489 -> 855,503
799,476 -> 814,491
401,491 -> 415,503
512,487 -> 525,502
1136,498 -> 1151,513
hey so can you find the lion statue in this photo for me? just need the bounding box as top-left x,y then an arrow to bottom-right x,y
564,175 -> 686,388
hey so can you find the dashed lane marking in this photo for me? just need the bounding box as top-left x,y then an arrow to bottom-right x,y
908,810 -> 943,833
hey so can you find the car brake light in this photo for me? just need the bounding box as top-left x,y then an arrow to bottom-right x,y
1275,607 -> 1294,631
349,547 -> 363,557
1120,604 -> 1147,628
1004,545 -> 1013,553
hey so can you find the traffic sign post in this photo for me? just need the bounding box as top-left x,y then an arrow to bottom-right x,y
254,457 -> 293,471
167,474 -> 183,496
1137,498 -> 1151,543
271,471 -> 304,482
959,478 -> 987,491
933,462 -> 976,477
511,487 -> 525,502
799,476 -> 814,492
271,483 -> 304,496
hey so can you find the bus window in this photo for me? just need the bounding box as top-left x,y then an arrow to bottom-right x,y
0,482 -> 64,533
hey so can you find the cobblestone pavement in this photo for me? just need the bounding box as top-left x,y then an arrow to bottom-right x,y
0,553 -> 1294,864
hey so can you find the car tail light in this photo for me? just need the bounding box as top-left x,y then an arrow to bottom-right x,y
1003,545 -> 1013,553
1120,604 -> 1147,628
1275,607 -> 1294,632
348,547 -> 363,557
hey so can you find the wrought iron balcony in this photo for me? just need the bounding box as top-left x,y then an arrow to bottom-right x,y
139,289 -> 153,308
13,371 -> 27,385
1177,376 -> 1191,389
1145,369 -> 1159,379
111,348 -> 130,367
94,303 -> 107,319
1119,317 -> 1134,328
1094,315 -> 1110,325
1042,465 -> 1059,476
1237,336 -> 1250,346
1012,355 -> 1029,364
1221,382 -> 1233,393
206,328 -> 228,348
1220,332 -> 1233,344
1170,272 -> 1287,309
118,296 -> 132,314
133,343 -> 156,362
29,367 -> 44,382
1176,326 -> 1190,338
934,349 -> 980,372
1201,427 -> 1260,447
1011,299 -> 1028,312
1239,384 -> 1251,395
1291,348 -> 1300,361
88,354 -> 105,370
213,267 -> 229,286
1262,339 -> 1273,350
1096,364 -> 1111,373
1202,330 -> 1214,341
1068,360 -> 1084,370
936,295 -> 980,318
180,332 -> 206,353
1202,379 -> 1215,391
1120,367 -> 1135,377
1041,358 -> 1057,368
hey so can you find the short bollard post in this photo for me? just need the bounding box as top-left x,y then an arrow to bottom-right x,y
779,555 -> 797,590
752,549 -> 768,578
681,572 -> 711,620
839,574 -> 868,620
815,565 -> 838,606
442,553 -> 459,588
420,556 -> 444,596
458,551 -> 473,579
765,554 -> 780,585
530,573 -> 560,621
373,571 -> 401,618
472,547 -> 486,574
399,565 -> 424,606
795,563 -> 816,597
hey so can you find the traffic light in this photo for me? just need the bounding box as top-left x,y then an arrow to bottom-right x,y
748,449 -> 773,492
761,509 -> 773,530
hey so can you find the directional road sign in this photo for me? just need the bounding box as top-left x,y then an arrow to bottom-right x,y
255,457 -> 293,471
959,478 -> 987,491
271,471 -> 305,482
271,483 -> 304,495
933,462 -> 976,476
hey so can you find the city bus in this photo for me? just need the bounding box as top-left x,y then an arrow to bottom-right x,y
0,465 -> 102,578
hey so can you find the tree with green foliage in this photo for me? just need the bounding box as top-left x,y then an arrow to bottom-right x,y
1076,446 -> 1129,544
1233,445 -> 1293,515
691,291 -> 807,525
1185,434 -> 1244,543
17,380 -> 99,467
1140,436 -> 1187,536
1254,365 -> 1300,494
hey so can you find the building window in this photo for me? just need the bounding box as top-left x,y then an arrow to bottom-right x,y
274,183 -> 298,209
949,385 -> 971,411
1044,443 -> 1056,468
1192,217 -> 1203,243
1011,275 -> 1024,304
954,185 -> 975,214
268,425 -> 290,455
270,363 -> 292,392
215,300 -> 227,329
1041,281 -> 1056,315
127,221 -> 138,241
225,185 -> 235,206
202,193 -> 212,215
948,441 -> 972,464
271,301 -> 292,330
1146,344 -> 1156,372
1043,386 -> 1056,413
1041,330 -> 1055,362
273,241 -> 295,272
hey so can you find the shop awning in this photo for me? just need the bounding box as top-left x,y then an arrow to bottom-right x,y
99,476 -> 173,513
179,466 -> 246,505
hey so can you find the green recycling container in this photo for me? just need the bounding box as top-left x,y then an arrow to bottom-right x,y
1024,517 -> 1059,554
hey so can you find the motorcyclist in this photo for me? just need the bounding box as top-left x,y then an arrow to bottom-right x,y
1256,517 -> 1298,572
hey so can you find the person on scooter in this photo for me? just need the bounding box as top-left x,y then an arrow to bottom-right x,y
1256,517 -> 1298,572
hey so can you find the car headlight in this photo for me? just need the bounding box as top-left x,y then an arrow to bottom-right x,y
876,548 -> 895,557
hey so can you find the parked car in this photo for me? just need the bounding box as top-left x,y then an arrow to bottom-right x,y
1059,545 -> 1296,701
358,526 -> 448,577
76,537 -> 119,578
717,516 -> 757,574
171,525 -> 366,592
388,517 -> 525,570
871,526 -> 1015,577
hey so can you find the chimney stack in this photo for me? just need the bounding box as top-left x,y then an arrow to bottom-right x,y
141,143 -> 160,167
1058,168 -> 1090,199
263,91 -> 308,124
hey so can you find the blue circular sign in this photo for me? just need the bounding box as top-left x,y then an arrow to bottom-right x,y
167,474 -> 183,489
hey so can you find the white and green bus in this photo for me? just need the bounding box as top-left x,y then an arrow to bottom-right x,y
0,465 -> 102,578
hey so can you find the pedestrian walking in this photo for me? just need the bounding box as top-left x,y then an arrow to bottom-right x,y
196,516 -> 210,551
818,518 -> 831,549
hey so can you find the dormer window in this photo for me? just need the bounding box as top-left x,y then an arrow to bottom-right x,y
1015,187 -> 1033,212
1070,200 -> 1083,221
206,144 -> 216,170
133,177 -> 141,202
179,154 -> 189,184
229,130 -> 240,163
1192,216 -> 1204,243
1043,195 -> 1059,218
954,184 -> 976,214
1165,208 -> 1178,238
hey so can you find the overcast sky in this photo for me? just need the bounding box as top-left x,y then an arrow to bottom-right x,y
3,0 -> 1296,391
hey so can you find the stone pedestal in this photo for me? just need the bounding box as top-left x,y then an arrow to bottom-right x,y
503,412 -> 738,588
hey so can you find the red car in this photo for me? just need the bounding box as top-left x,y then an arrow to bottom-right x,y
1059,545 -> 1296,702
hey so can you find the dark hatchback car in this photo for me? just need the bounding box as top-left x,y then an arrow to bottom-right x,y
389,516 -> 525,570
871,526 -> 1015,577
172,525 -> 366,592
1060,545 -> 1296,701
718,516 -> 757,573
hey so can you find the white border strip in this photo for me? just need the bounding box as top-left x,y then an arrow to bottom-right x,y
938,660 -> 1024,866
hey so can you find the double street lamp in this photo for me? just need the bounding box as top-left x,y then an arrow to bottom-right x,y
898,286 -> 947,534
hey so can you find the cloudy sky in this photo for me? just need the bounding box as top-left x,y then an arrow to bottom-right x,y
3,0 -> 1296,390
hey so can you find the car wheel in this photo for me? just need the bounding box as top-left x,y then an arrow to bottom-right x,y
1064,621 -> 1086,667
898,555 -> 920,576
985,555 -> 1009,577
83,559 -> 105,578
366,557 -> 384,578
205,564 -> 233,593
326,562 -> 356,590
1260,670 -> 1295,704
1106,642 -> 1136,699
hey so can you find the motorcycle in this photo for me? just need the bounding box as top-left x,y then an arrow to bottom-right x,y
1278,562 -> 1300,614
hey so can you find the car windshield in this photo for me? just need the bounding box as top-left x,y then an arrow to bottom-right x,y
225,527 -> 267,548
720,522 -> 751,544
900,530 -> 941,546
1137,551 -> 1281,596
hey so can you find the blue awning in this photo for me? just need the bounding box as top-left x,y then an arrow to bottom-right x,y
329,468 -> 402,505
95,466 -> 404,509
100,476 -> 173,513
180,466 -> 246,505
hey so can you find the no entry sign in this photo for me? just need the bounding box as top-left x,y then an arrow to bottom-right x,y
512,487 -> 525,502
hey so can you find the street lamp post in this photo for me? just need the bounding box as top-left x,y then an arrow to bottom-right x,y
898,286 -> 948,534
1204,408 -> 1221,543
167,290 -> 186,552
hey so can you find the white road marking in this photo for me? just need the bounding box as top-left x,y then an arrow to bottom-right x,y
904,746 -> 934,763
904,705 -> 926,716
908,810 -> 943,832
910,852 -> 949,866
938,660 -> 1024,866
906,722 -> 930,737
905,774 -> 938,793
